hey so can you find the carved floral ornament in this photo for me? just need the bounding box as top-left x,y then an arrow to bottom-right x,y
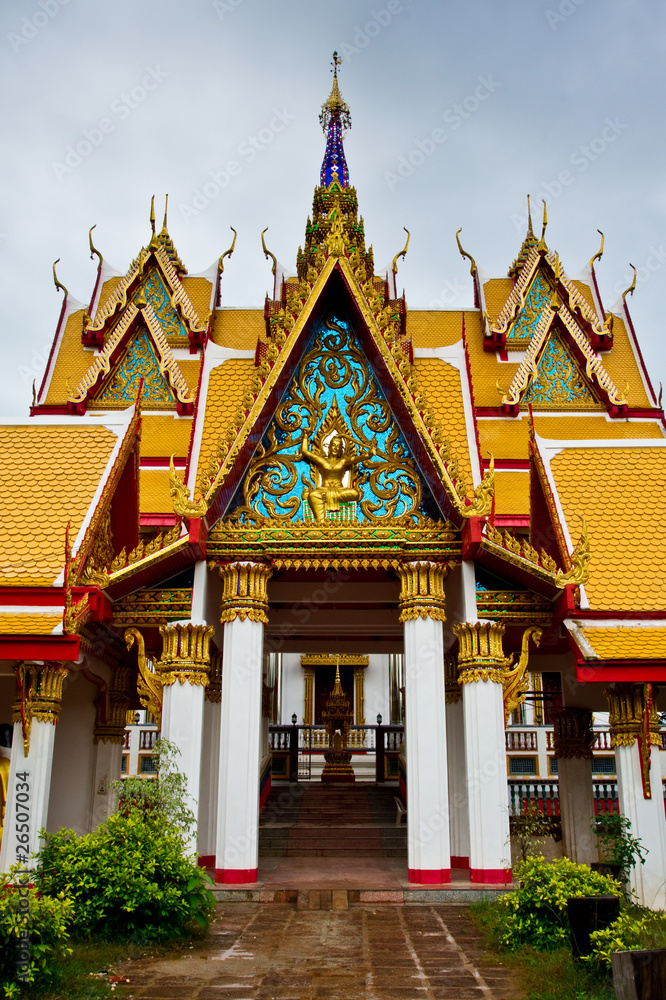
12,661 -> 70,756
452,621 -> 541,723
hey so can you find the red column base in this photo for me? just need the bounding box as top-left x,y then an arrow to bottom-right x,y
470,867 -> 512,884
451,856 -> 470,869
214,868 -> 258,884
408,868 -> 451,884
197,855 -> 214,868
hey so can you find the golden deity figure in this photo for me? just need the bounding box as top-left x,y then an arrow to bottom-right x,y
300,432 -> 374,524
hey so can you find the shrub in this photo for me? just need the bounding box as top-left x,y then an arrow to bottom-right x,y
587,909 -> 666,969
494,856 -> 622,951
0,872 -> 73,997
34,812 -> 215,942
512,802 -> 558,862
591,814 -> 647,888
113,738 -> 196,837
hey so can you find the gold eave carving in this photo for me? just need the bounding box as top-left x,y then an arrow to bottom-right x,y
193,254 -> 493,523
301,654 -> 369,667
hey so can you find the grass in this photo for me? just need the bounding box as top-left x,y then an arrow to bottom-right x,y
469,901 -> 615,1000
22,937 -> 189,1000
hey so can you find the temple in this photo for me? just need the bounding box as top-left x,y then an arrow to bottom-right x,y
2,55 -> 666,906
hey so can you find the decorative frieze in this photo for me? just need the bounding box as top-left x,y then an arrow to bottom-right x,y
398,561 -> 448,622
218,562 -> 272,624
552,707 -> 594,760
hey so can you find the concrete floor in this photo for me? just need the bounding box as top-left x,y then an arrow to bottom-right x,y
116,902 -> 519,999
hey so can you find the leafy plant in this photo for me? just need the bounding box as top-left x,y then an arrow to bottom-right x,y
512,802 -> 558,862
112,738 -> 196,839
493,856 -> 622,952
33,812 -> 215,942
586,908 -> 666,969
0,870 -> 73,997
591,815 -> 647,887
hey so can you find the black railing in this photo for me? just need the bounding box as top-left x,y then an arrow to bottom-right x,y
269,722 -> 404,783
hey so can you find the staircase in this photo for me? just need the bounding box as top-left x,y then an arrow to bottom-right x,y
259,783 -> 407,858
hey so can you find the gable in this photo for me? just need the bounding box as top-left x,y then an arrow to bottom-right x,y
144,269 -> 188,340
91,328 -> 175,408
226,314 -> 441,526
523,332 -> 602,409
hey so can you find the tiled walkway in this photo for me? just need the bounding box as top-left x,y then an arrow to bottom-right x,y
116,903 -> 519,999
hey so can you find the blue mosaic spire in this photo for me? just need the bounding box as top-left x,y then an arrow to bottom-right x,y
319,52 -> 351,188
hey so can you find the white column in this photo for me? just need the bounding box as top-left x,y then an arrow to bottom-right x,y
215,615 -> 265,883
456,622 -> 512,884
446,695 -> 469,867
197,694 -> 221,864
160,679 -> 205,854
616,744 -> 666,909
89,739 -> 123,831
0,719 -> 56,872
552,708 -> 597,865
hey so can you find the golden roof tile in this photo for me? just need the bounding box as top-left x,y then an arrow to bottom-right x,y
572,280 -> 596,313
408,311 -> 463,348
181,277 -> 213,325
482,279 -> 514,325
550,446 -> 666,611
210,309 -> 264,350
44,311 -> 97,406
581,626 -> 666,660
412,358 -> 472,489
478,415 -> 664,461
0,613 -> 62,635
494,470 -> 530,516
601,314 -> 652,408
465,311 -> 522,407
140,415 -> 192,458
196,358 -> 256,490
139,469 -> 173,514
0,425 -> 118,586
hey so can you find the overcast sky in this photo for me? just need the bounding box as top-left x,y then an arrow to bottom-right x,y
1,0 -> 664,416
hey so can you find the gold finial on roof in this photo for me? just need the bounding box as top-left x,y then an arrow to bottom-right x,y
150,194 -> 156,236
456,228 -> 477,277
261,227 -> 277,276
161,194 -> 169,234
52,258 -> 68,298
538,199 -> 548,251
508,197 -> 539,277
527,194 -> 534,236
320,51 -> 351,133
589,229 -> 604,271
88,224 -> 103,265
218,226 -> 237,273
392,227 -> 410,278
622,264 -> 637,307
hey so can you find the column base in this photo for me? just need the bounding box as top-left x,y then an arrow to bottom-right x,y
215,868 -> 258,884
470,867 -> 512,884
408,868 -> 452,885
197,855 -> 214,868
451,856 -> 470,869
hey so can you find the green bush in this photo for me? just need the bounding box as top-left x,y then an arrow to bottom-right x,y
494,856 -> 622,951
0,873 -> 73,998
34,812 -> 215,942
113,738 -> 196,836
587,909 -> 666,969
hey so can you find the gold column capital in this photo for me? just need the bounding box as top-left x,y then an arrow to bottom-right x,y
605,683 -> 660,750
157,622 -> 215,687
453,621 -> 511,684
218,562 -> 272,625
552,707 -> 595,760
397,561 -> 447,622
12,661 -> 70,756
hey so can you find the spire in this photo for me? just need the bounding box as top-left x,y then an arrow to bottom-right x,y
319,52 -> 351,188
147,194 -> 187,275
508,195 -> 540,278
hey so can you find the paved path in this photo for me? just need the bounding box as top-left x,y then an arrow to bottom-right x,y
117,903 -> 519,999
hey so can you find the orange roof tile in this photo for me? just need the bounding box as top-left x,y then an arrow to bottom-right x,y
0,425 -> 118,586
0,613 -> 62,635
465,311 -> 522,407
140,415 -> 192,459
602,315 -> 652,408
580,626 -> 666,660
408,311 -> 463,349
181,277 -> 213,325
196,358 -> 256,488
482,279 -> 514,325
210,310 -> 263,350
494,470 -> 530,516
478,415 -> 664,461
139,469 -> 173,514
412,358 -> 472,489
44,311 -> 97,406
550,446 -> 666,611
